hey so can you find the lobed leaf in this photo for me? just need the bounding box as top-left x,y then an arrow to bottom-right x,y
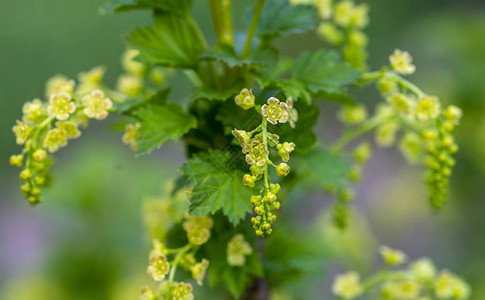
294,147 -> 351,188
181,150 -> 257,225
130,90 -> 197,155
200,45 -> 278,68
256,0 -> 318,38
100,0 -> 193,17
126,12 -> 204,69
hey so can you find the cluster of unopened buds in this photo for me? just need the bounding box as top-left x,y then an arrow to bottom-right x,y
232,89 -> 298,237
289,0 -> 370,70
142,215 -> 213,300
332,246 -> 471,299
10,67 -> 113,204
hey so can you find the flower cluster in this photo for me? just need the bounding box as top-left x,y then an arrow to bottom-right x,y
141,215 -> 213,299
226,234 -> 253,267
10,70 -> 113,204
333,49 -> 462,217
295,0 -> 370,70
233,91 -> 298,237
332,246 -> 471,299
116,49 -> 170,99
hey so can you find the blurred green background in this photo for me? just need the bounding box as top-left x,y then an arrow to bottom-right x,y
1,0 -> 485,299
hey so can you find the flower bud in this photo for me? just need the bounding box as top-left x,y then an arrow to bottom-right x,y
270,202 -> 281,211
263,192 -> 277,204
270,183 -> 281,195
19,169 -> 32,181
267,212 -> 277,222
255,229 -> 264,237
243,174 -> 256,187
379,246 -> 406,266
444,105 -> 462,124
251,195 -> 262,206
33,149 -> 47,162
277,142 -> 295,162
251,217 -> 261,226
234,88 -> 255,110
255,205 -> 265,215
262,222 -> 271,231
9,154 -> 24,167
265,228 -> 273,235
276,163 -> 290,177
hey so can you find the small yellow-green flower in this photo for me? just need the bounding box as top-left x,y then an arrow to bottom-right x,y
444,105 -> 463,125
117,74 -> 143,96
435,271 -> 471,300
78,66 -> 105,84
22,99 -> 45,124
122,123 -> 141,151
338,105 -> 368,124
276,162 -> 290,177
150,67 -> 166,85
147,254 -> 170,281
122,49 -> 146,75
183,216 -> 213,246
45,75 -> 75,98
354,142 -> 372,165
12,120 -> 31,145
348,30 -> 368,48
315,0 -> 332,19
285,97 -> 299,128
375,122 -> 399,147
227,234 -> 253,267
334,0 -> 354,27
416,95 -> 441,121
190,258 -> 209,286
232,129 -> 251,153
140,286 -> 156,300
410,258 -> 436,282
379,245 -> 407,266
235,88 -> 255,110
317,23 -> 343,45
332,271 -> 363,299
172,282 -> 194,300
9,154 -> 24,168
277,142 -> 295,162
33,149 -> 47,162
390,49 -> 416,75
56,121 -> 81,139
48,93 -> 76,120
350,3 -> 369,28
246,140 -> 269,166
387,93 -> 412,114
82,90 -> 112,120
381,280 -> 421,299
399,132 -> 422,162
43,128 -> 68,153
378,78 -> 399,96
262,97 -> 289,125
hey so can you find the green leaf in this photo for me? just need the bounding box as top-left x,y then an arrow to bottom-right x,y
200,45 -> 278,68
191,78 -> 245,102
273,101 -> 319,152
126,12 -> 203,69
131,92 -> 197,155
100,0 -> 193,17
265,227 -> 326,287
256,0 -> 318,38
181,150 -> 256,225
294,147 -> 351,188
291,50 -> 360,104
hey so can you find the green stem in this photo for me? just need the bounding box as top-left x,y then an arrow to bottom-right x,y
389,73 -> 424,96
208,0 -> 234,46
332,115 -> 394,151
241,0 -> 266,58
166,244 -> 192,298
